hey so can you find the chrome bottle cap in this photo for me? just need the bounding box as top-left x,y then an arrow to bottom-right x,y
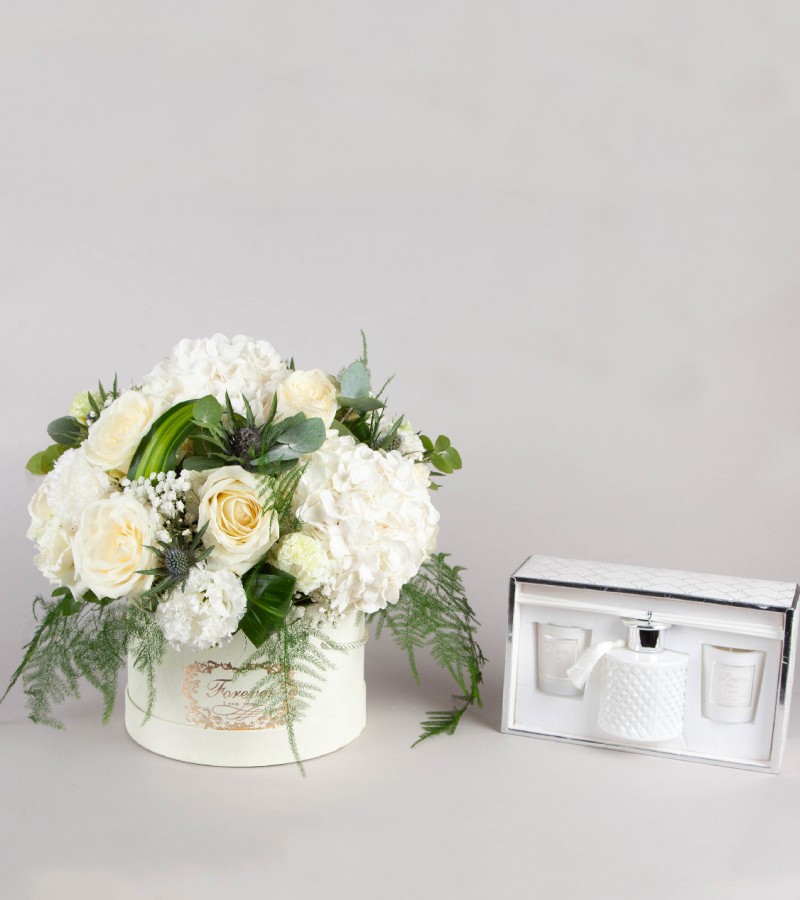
621,616 -> 672,652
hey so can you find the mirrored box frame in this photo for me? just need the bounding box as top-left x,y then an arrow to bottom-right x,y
501,555 -> 800,774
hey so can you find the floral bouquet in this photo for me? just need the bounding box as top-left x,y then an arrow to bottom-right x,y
4,334 -> 484,767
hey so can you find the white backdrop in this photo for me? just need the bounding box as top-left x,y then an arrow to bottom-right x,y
1,3 -> 799,898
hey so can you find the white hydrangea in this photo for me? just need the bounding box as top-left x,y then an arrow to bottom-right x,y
156,568 -> 247,651
294,432 -> 440,614
42,448 -> 113,533
140,334 -> 288,422
274,532 -> 331,595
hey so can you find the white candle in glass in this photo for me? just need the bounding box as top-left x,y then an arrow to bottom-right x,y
702,645 -> 765,725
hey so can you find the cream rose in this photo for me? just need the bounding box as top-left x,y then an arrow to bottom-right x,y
34,521 -> 81,590
72,494 -> 156,599
275,369 -> 339,428
83,390 -> 164,473
197,465 -> 279,575
27,483 -> 54,542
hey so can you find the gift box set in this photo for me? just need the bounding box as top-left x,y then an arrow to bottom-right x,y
502,556 -> 799,773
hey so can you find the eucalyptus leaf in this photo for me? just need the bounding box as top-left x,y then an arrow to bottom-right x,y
27,443 -> 69,475
26,451 -> 48,476
338,360 -> 370,399
337,396 -> 384,413
274,416 -> 326,454
430,452 -> 454,474
193,395 -> 223,427
47,416 -> 86,447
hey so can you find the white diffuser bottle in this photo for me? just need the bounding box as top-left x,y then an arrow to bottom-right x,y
598,618 -> 688,744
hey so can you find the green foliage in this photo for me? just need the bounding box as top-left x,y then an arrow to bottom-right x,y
47,416 -> 87,447
85,375 -> 120,423
234,614 -> 350,774
239,563 -> 297,647
188,392 -> 325,474
419,434 -> 463,484
26,443 -> 68,476
0,590 -> 165,728
127,399 -> 198,479
369,554 -> 485,745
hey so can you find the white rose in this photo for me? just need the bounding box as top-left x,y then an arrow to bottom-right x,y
197,465 -> 279,575
27,483 -> 54,542
34,520 -> 82,590
72,494 -> 156,599
275,369 -> 339,428
43,448 -> 113,533
274,533 -> 331,595
83,390 -> 164,473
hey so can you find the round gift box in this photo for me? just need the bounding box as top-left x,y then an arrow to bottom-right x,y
125,609 -> 367,766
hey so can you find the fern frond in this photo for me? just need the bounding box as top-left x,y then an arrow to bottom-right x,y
1,594 -> 166,728
369,553 -> 486,746
234,613 -> 347,774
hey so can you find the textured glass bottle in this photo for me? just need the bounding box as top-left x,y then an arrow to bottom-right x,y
598,618 -> 688,743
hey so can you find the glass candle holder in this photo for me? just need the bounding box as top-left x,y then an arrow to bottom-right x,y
702,645 -> 765,724
536,623 -> 591,696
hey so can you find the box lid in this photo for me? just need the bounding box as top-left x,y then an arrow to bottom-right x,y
513,555 -> 799,612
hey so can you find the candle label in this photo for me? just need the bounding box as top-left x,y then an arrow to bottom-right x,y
710,662 -> 755,709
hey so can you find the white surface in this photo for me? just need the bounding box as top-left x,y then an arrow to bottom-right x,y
2,2 -> 800,898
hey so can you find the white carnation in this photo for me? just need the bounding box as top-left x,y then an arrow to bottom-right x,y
156,568 -> 247,651
395,420 -> 425,460
43,448 -> 113,533
294,433 -> 440,614
274,533 -> 331,595
140,334 -> 288,422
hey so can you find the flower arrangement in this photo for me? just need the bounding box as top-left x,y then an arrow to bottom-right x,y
4,334 -> 484,765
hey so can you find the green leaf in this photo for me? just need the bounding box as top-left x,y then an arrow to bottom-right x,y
182,455 -> 222,471
438,446 -> 462,470
127,399 -> 197,479
337,396 -> 384,413
193,395 -> 223,427
329,419 -> 355,438
239,564 -> 296,647
26,451 -> 48,476
51,587 -> 81,616
434,435 -> 451,452
420,434 -> 434,452
47,416 -> 86,447
430,452 -> 454,474
27,444 -> 69,476
274,415 -> 326,454
338,360 -> 370,399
